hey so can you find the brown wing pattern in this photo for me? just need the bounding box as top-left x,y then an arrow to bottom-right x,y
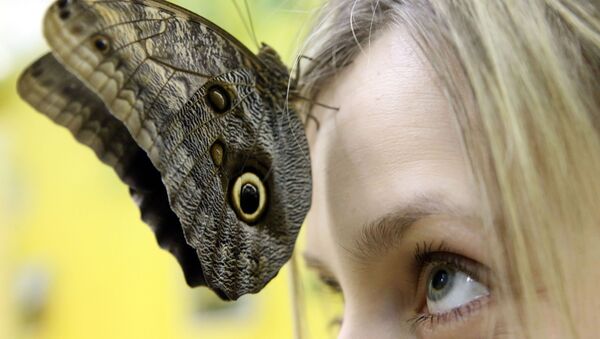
18,53 -> 208,287
18,0 -> 312,300
44,0 -> 260,166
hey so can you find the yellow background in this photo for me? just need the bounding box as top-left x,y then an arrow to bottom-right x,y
0,1 -> 343,338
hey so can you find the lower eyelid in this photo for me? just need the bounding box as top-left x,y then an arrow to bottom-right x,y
412,294 -> 492,333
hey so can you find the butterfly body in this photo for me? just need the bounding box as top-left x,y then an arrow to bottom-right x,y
18,0 -> 311,300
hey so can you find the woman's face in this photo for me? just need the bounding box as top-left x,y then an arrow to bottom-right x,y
304,26 -> 495,338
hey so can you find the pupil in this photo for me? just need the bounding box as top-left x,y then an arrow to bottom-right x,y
59,9 -> 70,19
431,268 -> 449,291
95,38 -> 108,51
240,183 -> 259,214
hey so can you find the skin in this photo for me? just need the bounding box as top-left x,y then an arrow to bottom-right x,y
303,26 -> 496,338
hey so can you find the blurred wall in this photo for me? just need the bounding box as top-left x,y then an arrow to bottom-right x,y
0,1 -> 342,338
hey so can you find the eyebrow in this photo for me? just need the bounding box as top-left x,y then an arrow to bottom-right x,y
303,194 -> 466,274
349,196 -> 463,264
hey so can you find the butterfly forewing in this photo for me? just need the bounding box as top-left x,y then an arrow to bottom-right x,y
47,0 -> 262,161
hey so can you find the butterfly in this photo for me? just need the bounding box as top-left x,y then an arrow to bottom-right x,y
17,0 -> 311,300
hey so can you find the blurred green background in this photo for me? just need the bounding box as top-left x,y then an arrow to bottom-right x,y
0,1 -> 343,338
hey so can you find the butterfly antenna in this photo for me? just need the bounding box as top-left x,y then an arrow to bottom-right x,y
244,0 -> 260,49
295,95 -> 339,112
283,53 -> 317,167
231,0 -> 260,51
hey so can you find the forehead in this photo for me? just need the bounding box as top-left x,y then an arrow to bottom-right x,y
305,27 -> 475,272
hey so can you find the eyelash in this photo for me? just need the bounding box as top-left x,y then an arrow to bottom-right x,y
409,241 -> 490,329
317,242 -> 489,332
319,274 -> 343,293
316,274 -> 345,329
409,296 -> 488,329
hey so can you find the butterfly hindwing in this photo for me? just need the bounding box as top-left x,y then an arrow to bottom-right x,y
31,0 -> 312,299
18,53 -> 139,176
17,52 -> 208,287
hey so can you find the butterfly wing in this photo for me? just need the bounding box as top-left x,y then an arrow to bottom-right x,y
17,53 -> 208,287
34,0 -> 311,299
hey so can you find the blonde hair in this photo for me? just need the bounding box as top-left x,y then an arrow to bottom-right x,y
298,0 -> 600,337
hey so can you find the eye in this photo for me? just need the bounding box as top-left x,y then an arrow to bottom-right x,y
92,34 -> 111,54
230,172 -> 267,224
206,85 -> 231,113
412,248 -> 492,327
425,263 -> 489,314
58,8 -> 71,20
